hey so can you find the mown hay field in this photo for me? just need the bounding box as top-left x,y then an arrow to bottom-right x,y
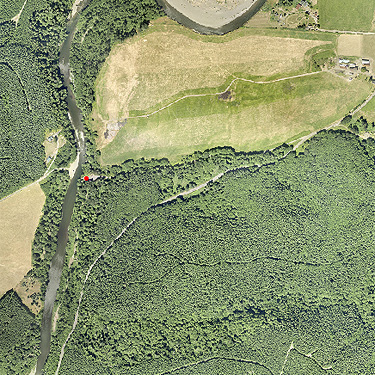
338,34 -> 375,61
0,184 -> 45,297
363,35 -> 375,61
93,18 -> 333,148
337,35 -> 363,57
101,73 -> 372,164
318,0 -> 375,32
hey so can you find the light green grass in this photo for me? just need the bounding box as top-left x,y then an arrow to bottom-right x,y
357,95 -> 375,123
101,72 -> 372,164
318,0 -> 375,32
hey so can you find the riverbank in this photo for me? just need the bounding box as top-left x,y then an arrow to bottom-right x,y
156,0 -> 266,34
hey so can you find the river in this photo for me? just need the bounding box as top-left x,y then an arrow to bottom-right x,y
33,0 -> 263,372
35,2 -> 88,373
156,0 -> 266,34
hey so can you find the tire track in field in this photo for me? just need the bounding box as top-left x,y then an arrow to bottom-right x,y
127,71 -> 323,120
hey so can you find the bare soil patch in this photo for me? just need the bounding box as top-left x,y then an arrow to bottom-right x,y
0,183 -> 45,297
14,276 -> 42,314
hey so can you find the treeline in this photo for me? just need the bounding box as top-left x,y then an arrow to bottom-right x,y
31,170 -> 71,293
48,130 -> 375,374
341,114 -> 375,134
0,290 -> 40,374
70,0 -> 162,114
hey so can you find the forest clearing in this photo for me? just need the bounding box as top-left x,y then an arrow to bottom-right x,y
0,183 -> 45,297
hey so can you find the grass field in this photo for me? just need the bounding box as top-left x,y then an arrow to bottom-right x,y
363,35 -> 375,61
318,0 -> 375,32
0,184 -> 45,297
358,96 -> 375,123
244,11 -> 273,28
338,34 -> 375,61
93,18 -> 334,148
101,72 -> 372,164
337,35 -> 363,57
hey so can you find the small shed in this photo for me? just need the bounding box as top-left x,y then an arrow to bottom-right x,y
362,58 -> 370,66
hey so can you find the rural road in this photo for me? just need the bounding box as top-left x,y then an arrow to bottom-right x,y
292,87 -> 375,150
350,89 -> 375,116
318,28 -> 375,35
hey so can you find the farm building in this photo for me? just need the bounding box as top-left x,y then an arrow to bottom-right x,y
362,58 -> 370,66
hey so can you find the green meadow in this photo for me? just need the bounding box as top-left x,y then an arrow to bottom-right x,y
318,0 -> 375,31
101,72 -> 372,164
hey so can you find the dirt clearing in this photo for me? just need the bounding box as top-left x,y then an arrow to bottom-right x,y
0,183 -> 45,297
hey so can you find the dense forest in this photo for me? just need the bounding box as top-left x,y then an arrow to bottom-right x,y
43,130 -> 375,374
0,0 -> 78,199
70,0 -> 162,115
0,291 -> 40,374
3,0 -> 375,374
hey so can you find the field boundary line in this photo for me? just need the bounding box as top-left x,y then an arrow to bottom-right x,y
0,135 -> 65,203
127,71 -> 323,120
317,28 -> 375,35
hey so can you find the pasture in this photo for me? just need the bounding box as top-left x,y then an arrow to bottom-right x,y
318,0 -> 375,32
338,34 -> 375,61
93,18 -> 332,148
363,35 -> 375,61
337,35 -> 363,57
0,184 -> 45,297
358,96 -> 375,123
101,73 -> 372,164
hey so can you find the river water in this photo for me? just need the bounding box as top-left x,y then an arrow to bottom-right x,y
35,3 -> 88,373
34,1 -> 263,372
156,0 -> 266,34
